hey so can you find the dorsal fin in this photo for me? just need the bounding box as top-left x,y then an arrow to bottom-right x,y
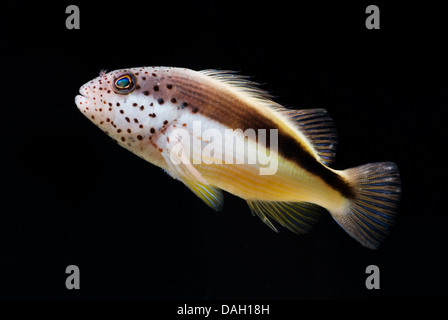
277,108 -> 338,165
199,70 -> 337,165
199,69 -> 282,107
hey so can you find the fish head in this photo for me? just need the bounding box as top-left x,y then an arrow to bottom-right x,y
75,67 -> 162,148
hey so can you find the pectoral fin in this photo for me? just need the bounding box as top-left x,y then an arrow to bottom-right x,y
158,125 -> 224,211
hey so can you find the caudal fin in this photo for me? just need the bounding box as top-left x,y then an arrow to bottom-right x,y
330,162 -> 401,249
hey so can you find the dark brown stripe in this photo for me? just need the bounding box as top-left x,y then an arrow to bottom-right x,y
171,71 -> 354,198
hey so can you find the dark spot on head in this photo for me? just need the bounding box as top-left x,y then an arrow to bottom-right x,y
137,135 -> 143,140
139,124 -> 144,128
157,98 -> 164,105
121,137 -> 126,142
125,117 -> 130,122
163,120 -> 168,125
117,129 -> 122,133
127,129 -> 131,133
152,73 -> 157,77
133,103 -> 138,107
135,85 -> 141,90
171,98 -> 177,103
143,91 -> 150,96
142,77 -> 146,81
106,118 -> 110,122
140,105 -> 144,111
150,102 -> 154,107
167,84 -> 173,89
108,102 -> 112,106
107,90 -> 111,94
116,102 -> 120,106
150,128 -> 156,134
120,110 -> 124,114
191,106 -> 198,113
134,118 -> 139,123
91,115 -> 95,119
153,86 -> 159,91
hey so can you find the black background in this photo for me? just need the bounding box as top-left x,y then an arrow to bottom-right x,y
1,1 -> 447,301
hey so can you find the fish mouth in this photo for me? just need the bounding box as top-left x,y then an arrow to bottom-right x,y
75,92 -> 90,110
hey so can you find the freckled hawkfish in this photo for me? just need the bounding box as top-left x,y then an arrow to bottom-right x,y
75,67 -> 401,249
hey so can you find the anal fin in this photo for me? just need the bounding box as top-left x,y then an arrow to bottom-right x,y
247,200 -> 323,234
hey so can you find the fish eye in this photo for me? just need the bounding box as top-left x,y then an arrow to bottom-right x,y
113,73 -> 136,94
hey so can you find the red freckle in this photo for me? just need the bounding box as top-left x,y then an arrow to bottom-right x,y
158,148 -> 163,152
86,107 -> 89,110
100,121 -> 104,125
108,108 -> 112,111
99,108 -> 102,112
106,118 -> 110,122
91,115 -> 95,119
107,90 -> 111,93
182,123 -> 187,127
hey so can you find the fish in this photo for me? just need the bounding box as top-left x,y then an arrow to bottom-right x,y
75,66 -> 401,249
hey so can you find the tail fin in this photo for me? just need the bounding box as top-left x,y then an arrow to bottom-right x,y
330,162 -> 401,249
